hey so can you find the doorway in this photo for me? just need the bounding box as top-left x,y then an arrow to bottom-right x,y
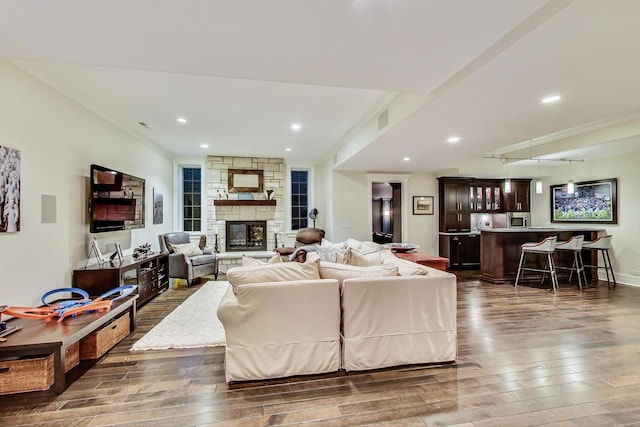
372,182 -> 402,243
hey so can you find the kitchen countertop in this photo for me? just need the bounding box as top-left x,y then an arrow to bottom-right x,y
438,231 -> 481,236
480,227 -> 605,233
479,228 -> 605,284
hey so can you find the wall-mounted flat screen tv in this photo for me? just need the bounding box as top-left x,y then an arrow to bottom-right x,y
90,164 -> 145,233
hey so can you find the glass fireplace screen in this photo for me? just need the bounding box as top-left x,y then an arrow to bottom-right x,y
225,220 -> 267,251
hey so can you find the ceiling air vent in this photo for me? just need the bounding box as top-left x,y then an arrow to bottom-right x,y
378,109 -> 389,131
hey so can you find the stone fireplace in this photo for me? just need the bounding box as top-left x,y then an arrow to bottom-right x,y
226,220 -> 267,251
207,156 -> 285,256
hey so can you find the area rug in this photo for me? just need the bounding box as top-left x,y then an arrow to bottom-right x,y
131,280 -> 229,351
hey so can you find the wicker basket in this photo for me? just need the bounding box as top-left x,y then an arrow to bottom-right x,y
80,314 -> 130,360
0,353 -> 54,395
65,341 -> 79,372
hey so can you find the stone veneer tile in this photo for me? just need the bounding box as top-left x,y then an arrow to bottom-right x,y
232,157 -> 251,169
208,155 -> 285,253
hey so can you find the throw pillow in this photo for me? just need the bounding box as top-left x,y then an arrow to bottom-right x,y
344,247 -> 383,266
242,255 -> 265,267
227,261 -> 321,295
318,261 -> 399,286
345,238 -> 363,251
316,244 -> 346,263
170,243 -> 203,257
381,250 -> 429,276
267,253 -> 284,263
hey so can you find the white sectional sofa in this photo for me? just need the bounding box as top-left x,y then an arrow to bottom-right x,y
341,268 -> 457,371
217,278 -> 341,383
217,241 -> 457,383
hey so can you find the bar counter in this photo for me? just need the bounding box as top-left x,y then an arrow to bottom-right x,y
480,227 -> 606,284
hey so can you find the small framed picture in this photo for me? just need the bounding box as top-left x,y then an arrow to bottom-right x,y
110,242 -> 124,264
413,196 -> 434,215
115,242 -> 124,261
89,236 -> 106,266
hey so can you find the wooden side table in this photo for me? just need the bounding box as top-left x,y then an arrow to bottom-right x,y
0,295 -> 137,394
393,252 -> 449,271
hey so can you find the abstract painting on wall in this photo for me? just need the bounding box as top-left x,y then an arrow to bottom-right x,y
0,145 -> 21,232
153,188 -> 163,224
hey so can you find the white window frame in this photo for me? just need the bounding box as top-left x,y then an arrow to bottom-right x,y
174,162 -> 206,235
286,165 -> 314,233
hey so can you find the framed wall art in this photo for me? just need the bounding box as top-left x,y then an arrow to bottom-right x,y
550,178 -> 617,223
153,188 -> 163,224
0,145 -> 21,232
413,196 -> 434,215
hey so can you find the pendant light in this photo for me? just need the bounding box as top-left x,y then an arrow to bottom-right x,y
535,159 -> 543,194
504,161 -> 512,193
567,160 -> 575,194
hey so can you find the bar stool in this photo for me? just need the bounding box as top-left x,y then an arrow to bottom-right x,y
515,236 -> 558,292
582,235 -> 616,289
554,235 -> 587,290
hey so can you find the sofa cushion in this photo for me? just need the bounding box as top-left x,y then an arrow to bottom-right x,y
242,254 -> 283,267
318,261 -> 399,286
381,250 -> 430,276
242,255 -> 264,267
190,254 -> 217,267
343,247 -> 383,266
290,243 -> 346,263
228,260 -> 321,294
345,239 -> 383,255
170,243 -> 203,257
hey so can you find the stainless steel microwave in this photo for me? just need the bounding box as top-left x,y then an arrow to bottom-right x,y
507,212 -> 530,228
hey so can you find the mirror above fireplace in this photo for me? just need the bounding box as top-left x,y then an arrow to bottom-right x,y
228,169 -> 263,193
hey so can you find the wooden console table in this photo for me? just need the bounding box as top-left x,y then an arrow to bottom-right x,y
0,295 -> 137,394
393,252 -> 449,271
73,253 -> 168,307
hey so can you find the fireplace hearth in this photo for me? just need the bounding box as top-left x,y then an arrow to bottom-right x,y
225,220 -> 267,251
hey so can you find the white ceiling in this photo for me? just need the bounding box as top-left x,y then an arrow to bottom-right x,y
2,0 -> 640,172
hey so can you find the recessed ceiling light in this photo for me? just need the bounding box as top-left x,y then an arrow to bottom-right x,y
541,95 -> 561,103
448,136 -> 461,143
285,147 -> 292,151
403,157 -> 411,161
200,143 -> 209,149
176,116 -> 187,124
290,123 -> 302,131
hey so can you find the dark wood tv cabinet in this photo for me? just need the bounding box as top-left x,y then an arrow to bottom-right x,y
73,252 -> 169,307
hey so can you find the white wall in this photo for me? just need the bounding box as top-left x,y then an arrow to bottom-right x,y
327,169 -> 440,255
324,148 -> 639,286
530,150 -> 640,285
0,60 -> 173,306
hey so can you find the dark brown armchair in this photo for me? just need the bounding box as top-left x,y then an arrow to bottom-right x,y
158,232 -> 218,286
276,228 -> 325,262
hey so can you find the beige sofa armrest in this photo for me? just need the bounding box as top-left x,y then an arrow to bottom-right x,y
217,279 -> 341,382
219,279 -> 340,348
341,273 -> 457,371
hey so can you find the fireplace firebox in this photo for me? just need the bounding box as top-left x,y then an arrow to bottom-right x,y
225,220 -> 267,251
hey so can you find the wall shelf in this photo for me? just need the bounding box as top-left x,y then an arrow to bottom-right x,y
214,200 -> 276,206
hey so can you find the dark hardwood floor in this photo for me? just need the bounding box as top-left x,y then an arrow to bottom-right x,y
2,272 -> 640,426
